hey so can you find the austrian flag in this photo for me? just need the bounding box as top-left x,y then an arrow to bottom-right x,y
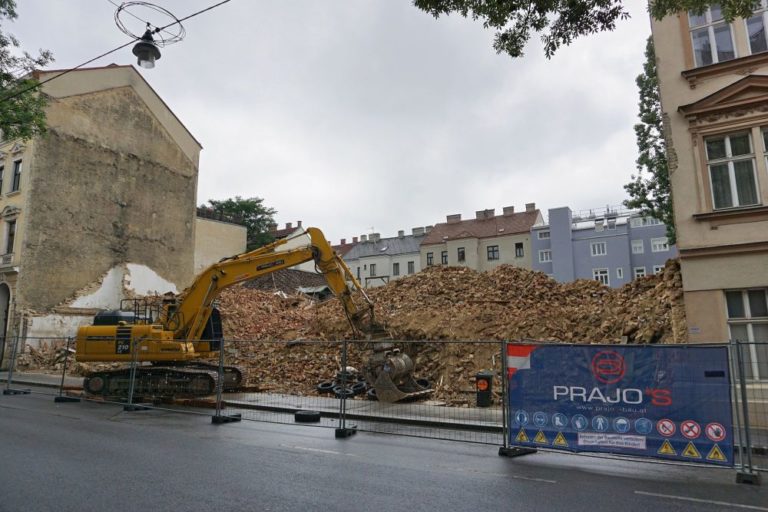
506,344 -> 537,377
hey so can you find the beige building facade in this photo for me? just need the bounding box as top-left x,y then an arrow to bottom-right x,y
652,8 -> 768,353
420,205 -> 543,272
194,215 -> 247,273
0,65 -> 203,363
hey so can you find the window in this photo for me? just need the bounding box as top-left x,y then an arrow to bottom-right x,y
407,261 -> 415,274
514,243 -> 524,258
607,218 -> 617,230
356,267 -> 360,280
539,250 -> 552,263
616,268 -> 624,279
457,247 -> 465,262
11,160 -> 21,192
370,263 -> 376,277
0,165 -> 4,194
688,5 -> 736,67
426,252 -> 434,266
727,289 -> 768,379
537,231 -> 550,239
631,240 -> 644,254
591,242 -> 607,256
747,1 -> 768,54
440,251 -> 448,265
653,265 -> 664,275
634,267 -> 646,279
651,237 -> 670,252
630,217 -> 662,228
593,268 -> 609,286
706,132 -> 759,209
594,219 -> 604,232
487,245 -> 499,261
5,220 -> 15,254
393,262 -> 400,276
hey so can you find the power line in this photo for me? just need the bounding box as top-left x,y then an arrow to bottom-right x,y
0,0 -> 233,104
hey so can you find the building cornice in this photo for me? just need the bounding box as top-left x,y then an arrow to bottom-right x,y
680,52 -> 768,89
679,240 -> 768,258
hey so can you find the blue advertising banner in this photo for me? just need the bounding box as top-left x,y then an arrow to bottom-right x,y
507,344 -> 733,466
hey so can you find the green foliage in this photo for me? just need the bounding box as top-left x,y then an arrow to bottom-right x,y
0,0 -> 53,141
649,0 -> 759,21
413,0 -> 631,58
202,196 -> 277,251
624,37 -> 676,244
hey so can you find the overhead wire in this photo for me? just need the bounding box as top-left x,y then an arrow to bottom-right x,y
0,0 -> 233,104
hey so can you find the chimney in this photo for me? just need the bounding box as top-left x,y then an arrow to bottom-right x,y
286,222 -> 293,230
361,234 -> 368,242
297,220 -> 302,228
371,233 -> 380,242
503,206 -> 515,216
525,202 -> 536,213
446,214 -> 461,224
340,238 -> 346,245
352,236 -> 358,243
268,222 -> 278,234
412,227 -> 425,236
398,230 -> 404,238
425,225 -> 433,233
476,208 -> 495,220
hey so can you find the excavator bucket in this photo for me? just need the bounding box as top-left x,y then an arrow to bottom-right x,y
363,343 -> 432,403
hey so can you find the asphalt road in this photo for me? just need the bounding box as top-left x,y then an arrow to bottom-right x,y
0,390 -> 766,512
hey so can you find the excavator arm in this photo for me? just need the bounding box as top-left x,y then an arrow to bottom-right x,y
166,227 -> 376,341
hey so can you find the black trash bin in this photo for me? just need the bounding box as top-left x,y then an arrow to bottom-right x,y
475,370 -> 493,407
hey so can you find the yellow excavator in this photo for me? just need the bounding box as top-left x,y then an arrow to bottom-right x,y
75,227 -> 431,402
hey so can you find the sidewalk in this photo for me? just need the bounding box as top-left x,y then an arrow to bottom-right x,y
0,371 -> 83,390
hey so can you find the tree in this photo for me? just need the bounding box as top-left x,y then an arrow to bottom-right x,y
0,0 -> 53,141
624,37 -> 675,243
413,0 -> 754,58
202,196 -> 277,251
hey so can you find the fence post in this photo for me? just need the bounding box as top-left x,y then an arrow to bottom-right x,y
54,337 -> 80,403
212,337 -> 241,424
500,340 -> 509,451
335,337 -> 356,438
734,340 -> 760,485
3,335 -> 30,395
729,341 -> 745,471
123,336 -> 149,411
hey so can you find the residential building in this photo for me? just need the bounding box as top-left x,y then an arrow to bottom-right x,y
344,229 -> 426,288
194,207 -> 247,273
420,204 -> 543,272
652,6 -> 768,351
531,206 -> 677,287
0,65 -> 202,364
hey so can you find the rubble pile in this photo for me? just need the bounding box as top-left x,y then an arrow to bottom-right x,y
214,259 -> 686,403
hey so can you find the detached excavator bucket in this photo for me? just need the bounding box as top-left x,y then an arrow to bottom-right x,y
364,343 -> 432,403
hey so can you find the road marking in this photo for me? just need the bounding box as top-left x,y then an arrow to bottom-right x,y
280,444 -> 356,456
635,491 -> 768,511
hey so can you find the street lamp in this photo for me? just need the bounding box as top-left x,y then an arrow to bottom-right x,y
132,29 -> 161,69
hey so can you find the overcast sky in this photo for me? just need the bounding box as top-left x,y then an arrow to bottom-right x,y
13,0 -> 652,244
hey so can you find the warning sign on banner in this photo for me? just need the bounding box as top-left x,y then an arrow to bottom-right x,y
506,344 -> 733,466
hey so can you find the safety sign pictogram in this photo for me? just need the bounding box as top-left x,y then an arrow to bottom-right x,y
516,429 -> 529,443
534,431 -> 549,444
705,422 -> 726,443
657,419 -> 676,437
657,440 -> 677,456
682,442 -> 702,459
680,420 -> 701,440
553,432 -> 568,447
706,444 -> 727,462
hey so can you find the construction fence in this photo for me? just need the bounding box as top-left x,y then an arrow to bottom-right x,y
1,336 -> 765,478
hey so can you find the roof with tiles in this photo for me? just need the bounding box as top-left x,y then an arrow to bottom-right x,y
344,234 -> 425,260
422,208 -> 541,245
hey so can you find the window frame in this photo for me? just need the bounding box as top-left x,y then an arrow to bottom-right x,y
726,288 -> 768,380
5,219 -> 15,255
487,245 -> 500,261
653,265 -> 665,275
616,267 -> 624,279
539,249 -> 552,263
592,268 -> 610,286
407,261 -> 415,274
392,262 -> 400,276
514,242 -> 524,258
0,165 -> 4,194
651,237 -> 670,252
688,5 -> 737,67
591,241 -> 607,257
457,247 -> 465,263
369,263 -> 376,277
537,231 -> 550,240
11,159 -> 21,192
634,267 -> 646,279
441,251 -> 448,265
746,2 -> 768,55
631,239 -> 644,254
705,131 -> 760,210
426,252 -> 434,266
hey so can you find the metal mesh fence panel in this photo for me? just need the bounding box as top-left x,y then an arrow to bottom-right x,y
731,341 -> 768,473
